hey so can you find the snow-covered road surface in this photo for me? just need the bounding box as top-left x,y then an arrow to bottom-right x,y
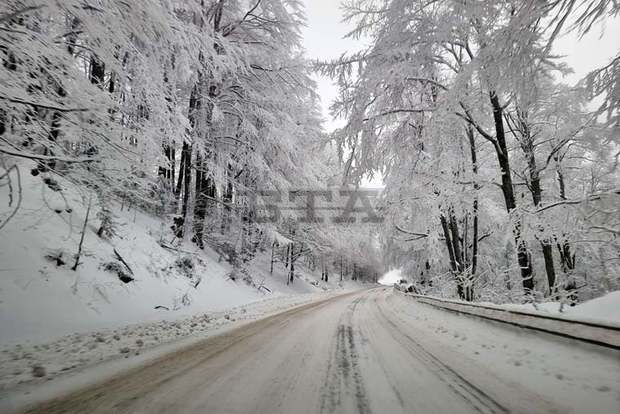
8,288 -> 620,413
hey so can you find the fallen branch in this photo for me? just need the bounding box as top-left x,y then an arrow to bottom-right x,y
159,242 -> 198,256
113,248 -> 134,275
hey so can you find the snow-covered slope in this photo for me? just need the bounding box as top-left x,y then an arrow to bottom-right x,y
0,162 -> 347,347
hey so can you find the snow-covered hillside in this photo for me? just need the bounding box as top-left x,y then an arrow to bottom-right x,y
0,162 -> 352,347
0,162 -> 366,390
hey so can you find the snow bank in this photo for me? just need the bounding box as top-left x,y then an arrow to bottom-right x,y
0,290 -> 346,391
486,291 -> 619,326
565,291 -> 620,324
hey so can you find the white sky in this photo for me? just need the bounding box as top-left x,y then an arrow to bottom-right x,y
301,1 -> 620,132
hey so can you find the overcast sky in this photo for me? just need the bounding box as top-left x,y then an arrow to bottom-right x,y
301,1 -> 620,131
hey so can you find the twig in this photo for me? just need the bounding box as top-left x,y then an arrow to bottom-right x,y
159,242 -> 198,256
0,163 -> 22,231
72,195 -> 92,271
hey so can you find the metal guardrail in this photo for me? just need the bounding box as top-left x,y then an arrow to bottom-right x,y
396,290 -> 620,350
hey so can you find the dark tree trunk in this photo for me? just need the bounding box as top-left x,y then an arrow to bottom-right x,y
542,244 -> 556,295
66,17 -> 80,56
519,115 -> 556,296
221,164 -> 234,234
555,163 -> 576,279
558,242 -> 576,273
285,243 -> 290,268
270,241 -> 277,274
180,142 -> 192,231
468,126 -> 479,278
557,166 -> 567,201
449,213 -> 463,273
440,215 -> 458,273
441,213 -> 466,298
193,153 -> 207,249
189,0 -> 225,247
288,243 -> 295,284
176,78 -> 200,239
89,56 -> 105,87
0,108 -> 5,137
175,146 -> 186,197
449,213 -> 467,300
324,260 -> 329,282
158,143 -> 175,189
490,92 -> 534,293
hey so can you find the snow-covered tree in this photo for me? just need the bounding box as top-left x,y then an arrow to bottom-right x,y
320,0 -> 619,302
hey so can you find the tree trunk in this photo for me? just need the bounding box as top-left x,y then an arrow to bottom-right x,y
448,212 -> 467,299
176,77 -> 200,239
449,213 -> 464,273
520,115 -> 556,296
288,244 -> 295,284
89,56 -> 105,86
555,162 -> 576,282
490,92 -> 534,293
542,244 -> 556,295
158,143 -> 175,188
440,215 -> 458,273
220,164 -> 233,234
66,17 -> 80,56
175,146 -> 186,197
181,143 -> 192,221
285,243 -> 290,268
468,127 -> 479,298
270,241 -> 277,274
193,153 -> 208,249
324,261 -> 329,282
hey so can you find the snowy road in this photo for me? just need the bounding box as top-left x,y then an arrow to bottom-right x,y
15,288 -> 620,414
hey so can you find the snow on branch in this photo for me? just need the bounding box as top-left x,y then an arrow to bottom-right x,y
0,146 -> 96,164
531,190 -> 620,213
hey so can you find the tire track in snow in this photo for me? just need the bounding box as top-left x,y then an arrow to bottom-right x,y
374,295 -> 509,414
320,295 -> 371,414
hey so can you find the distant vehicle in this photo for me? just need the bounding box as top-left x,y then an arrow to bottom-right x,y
394,279 -> 419,294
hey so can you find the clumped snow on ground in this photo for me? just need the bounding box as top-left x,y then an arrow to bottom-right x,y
0,162 -> 356,391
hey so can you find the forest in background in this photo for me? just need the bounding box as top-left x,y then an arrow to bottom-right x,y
1,0 -> 619,305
